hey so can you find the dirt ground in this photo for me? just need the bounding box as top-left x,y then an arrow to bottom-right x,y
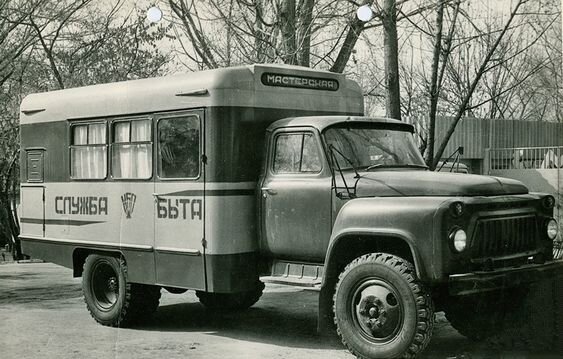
0,261 -> 559,359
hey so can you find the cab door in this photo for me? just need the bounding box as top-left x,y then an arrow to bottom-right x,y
260,128 -> 332,261
153,110 -> 205,290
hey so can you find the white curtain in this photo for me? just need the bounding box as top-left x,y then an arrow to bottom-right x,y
132,120 -> 150,141
89,123 -> 106,144
132,120 -> 151,178
114,122 -> 132,178
73,125 -> 87,144
71,124 -> 106,179
72,120 -> 152,179
114,122 -> 130,142
112,120 -> 151,178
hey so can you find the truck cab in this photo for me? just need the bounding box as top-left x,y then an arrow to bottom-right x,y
258,115 -> 562,358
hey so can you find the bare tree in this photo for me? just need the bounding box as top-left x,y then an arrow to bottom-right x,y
0,0 -> 173,257
395,0 -> 556,168
0,0 -> 44,87
0,0 -> 45,257
381,0 -> 401,120
425,0 -> 460,166
166,0 -> 429,74
430,0 -> 527,169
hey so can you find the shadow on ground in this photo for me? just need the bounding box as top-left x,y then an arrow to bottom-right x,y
1,262 -> 560,358
138,290 -> 344,351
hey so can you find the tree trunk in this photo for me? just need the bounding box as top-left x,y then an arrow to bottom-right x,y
297,0 -> 314,67
330,19 -> 364,73
330,0 -> 371,73
254,0 -> 266,63
280,0 -> 297,65
382,0 -> 401,121
425,2 -> 444,168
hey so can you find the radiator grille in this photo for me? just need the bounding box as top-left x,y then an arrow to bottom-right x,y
471,215 -> 538,258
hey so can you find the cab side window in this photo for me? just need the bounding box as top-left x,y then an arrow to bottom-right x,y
273,133 -> 321,174
111,119 -> 152,179
70,122 -> 107,179
157,116 -> 200,178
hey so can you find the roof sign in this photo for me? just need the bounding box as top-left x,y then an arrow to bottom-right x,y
261,73 -> 339,91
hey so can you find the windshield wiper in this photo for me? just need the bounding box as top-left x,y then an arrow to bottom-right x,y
329,145 -> 360,179
365,163 -> 429,171
328,145 -> 361,199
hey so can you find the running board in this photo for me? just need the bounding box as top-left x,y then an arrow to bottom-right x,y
261,276 -> 321,288
261,260 -> 324,288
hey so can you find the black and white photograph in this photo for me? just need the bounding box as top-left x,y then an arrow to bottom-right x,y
1,0 -> 562,358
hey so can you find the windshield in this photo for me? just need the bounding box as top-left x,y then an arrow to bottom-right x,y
323,124 -> 426,170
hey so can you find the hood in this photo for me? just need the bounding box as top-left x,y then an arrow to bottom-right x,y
352,171 -> 528,197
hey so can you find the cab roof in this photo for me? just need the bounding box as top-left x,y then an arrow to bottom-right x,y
267,116 -> 414,133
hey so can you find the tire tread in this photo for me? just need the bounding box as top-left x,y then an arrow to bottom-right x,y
333,253 -> 434,359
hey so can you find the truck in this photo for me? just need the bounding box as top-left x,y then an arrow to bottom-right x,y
18,64 -> 562,358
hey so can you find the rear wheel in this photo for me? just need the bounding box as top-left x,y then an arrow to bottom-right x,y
82,254 -> 160,326
196,281 -> 265,311
333,253 -> 434,359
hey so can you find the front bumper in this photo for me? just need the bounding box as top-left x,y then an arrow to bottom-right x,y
449,260 -> 563,296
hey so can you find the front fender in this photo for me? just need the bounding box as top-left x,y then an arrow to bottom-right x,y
328,228 -> 422,277
326,196 -> 449,281
317,196 -> 449,333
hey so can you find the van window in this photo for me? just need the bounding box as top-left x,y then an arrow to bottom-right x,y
273,133 -> 321,174
111,119 -> 152,179
157,116 -> 200,178
70,122 -> 107,179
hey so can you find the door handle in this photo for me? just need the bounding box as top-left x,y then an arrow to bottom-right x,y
261,187 -> 277,196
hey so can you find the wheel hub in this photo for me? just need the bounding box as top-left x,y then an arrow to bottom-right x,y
92,262 -> 119,310
107,277 -> 118,292
354,280 -> 402,340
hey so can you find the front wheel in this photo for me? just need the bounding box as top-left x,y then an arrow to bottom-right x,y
333,253 -> 434,359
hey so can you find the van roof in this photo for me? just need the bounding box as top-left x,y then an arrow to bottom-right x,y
267,116 -> 414,133
20,64 -> 363,125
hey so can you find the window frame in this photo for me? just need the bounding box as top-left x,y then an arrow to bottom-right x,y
69,120 -> 108,181
156,113 -> 202,181
270,129 -> 324,176
109,116 -> 153,180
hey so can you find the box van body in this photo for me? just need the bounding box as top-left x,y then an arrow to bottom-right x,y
18,64 -> 363,293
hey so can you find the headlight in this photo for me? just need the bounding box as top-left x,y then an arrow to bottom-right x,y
547,218 -> 558,240
450,228 -> 467,252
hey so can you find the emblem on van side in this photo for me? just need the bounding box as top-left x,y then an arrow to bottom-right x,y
121,192 -> 137,219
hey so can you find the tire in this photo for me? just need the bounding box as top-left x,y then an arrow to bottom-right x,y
82,254 -> 161,327
196,281 -> 265,311
333,253 -> 434,359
